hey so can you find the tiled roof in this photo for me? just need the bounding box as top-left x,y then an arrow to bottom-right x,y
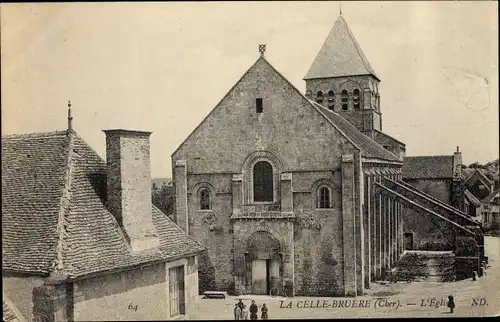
464,168 -> 494,186
402,156 -> 454,179
482,189 -> 499,204
2,130 -> 205,278
304,16 -> 378,80
310,101 -> 402,162
464,189 -> 481,207
3,298 -> 24,322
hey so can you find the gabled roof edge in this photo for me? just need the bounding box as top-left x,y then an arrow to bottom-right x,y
171,56 -> 265,158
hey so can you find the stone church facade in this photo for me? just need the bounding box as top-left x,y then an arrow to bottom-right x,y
172,15 -> 483,296
172,16 -> 408,297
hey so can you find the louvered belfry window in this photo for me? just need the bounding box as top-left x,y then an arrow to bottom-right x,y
353,89 -> 360,109
327,90 -> 335,110
253,161 -> 273,202
341,90 -> 349,110
316,91 -> 324,104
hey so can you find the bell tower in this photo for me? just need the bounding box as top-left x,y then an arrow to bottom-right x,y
304,15 -> 382,134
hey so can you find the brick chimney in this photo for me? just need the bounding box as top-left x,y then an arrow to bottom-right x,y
103,129 -> 160,252
453,146 -> 462,178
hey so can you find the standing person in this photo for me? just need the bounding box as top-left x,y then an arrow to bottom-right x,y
261,304 -> 268,320
249,300 -> 258,320
238,299 -> 245,311
234,303 -> 242,320
447,295 -> 455,314
242,305 -> 250,320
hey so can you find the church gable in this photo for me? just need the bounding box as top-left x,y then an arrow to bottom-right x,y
173,56 -> 356,173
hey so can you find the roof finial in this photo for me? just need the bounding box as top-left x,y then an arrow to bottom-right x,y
259,44 -> 266,57
67,100 -> 73,131
340,1 -> 342,16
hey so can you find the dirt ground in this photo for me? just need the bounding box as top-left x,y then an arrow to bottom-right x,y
195,237 -> 500,319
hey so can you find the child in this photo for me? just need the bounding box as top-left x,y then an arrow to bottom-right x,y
242,305 -> 250,320
234,303 -> 242,320
261,304 -> 268,320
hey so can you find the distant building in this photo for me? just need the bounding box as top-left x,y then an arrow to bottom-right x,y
402,148 -> 464,210
464,189 -> 482,220
481,189 -> 500,230
2,121 -> 205,321
464,169 -> 495,200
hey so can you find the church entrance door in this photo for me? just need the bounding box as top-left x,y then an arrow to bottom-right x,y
247,231 -> 282,295
251,259 -> 267,295
251,258 -> 280,295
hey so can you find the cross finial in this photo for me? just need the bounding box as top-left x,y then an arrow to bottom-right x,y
67,100 -> 73,131
259,44 -> 266,56
340,1 -> 342,16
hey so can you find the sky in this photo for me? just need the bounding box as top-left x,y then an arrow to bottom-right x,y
1,1 -> 498,178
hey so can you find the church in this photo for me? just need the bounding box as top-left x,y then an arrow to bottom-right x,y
172,15 -> 483,297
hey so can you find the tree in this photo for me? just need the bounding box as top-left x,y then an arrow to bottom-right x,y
152,182 -> 175,219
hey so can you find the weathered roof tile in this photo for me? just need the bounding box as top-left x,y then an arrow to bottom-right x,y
2,130 -> 205,278
402,156 -> 454,179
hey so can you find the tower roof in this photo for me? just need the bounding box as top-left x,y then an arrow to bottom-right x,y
304,16 -> 379,81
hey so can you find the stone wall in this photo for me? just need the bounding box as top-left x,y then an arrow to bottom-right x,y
404,179 -> 452,205
71,258 -> 199,321
2,273 -> 45,321
402,178 -> 455,250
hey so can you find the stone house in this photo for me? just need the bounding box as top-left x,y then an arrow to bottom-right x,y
2,123 -> 205,321
464,189 -> 482,220
402,148 -> 464,210
481,189 -> 500,230
171,15 -> 483,296
464,169 -> 495,201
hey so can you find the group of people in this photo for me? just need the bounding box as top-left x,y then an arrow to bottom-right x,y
233,299 -> 268,320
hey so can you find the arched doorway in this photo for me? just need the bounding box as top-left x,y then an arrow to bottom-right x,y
245,231 -> 282,295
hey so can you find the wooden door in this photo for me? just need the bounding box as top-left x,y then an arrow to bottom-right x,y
251,260 -> 267,295
404,233 -> 413,250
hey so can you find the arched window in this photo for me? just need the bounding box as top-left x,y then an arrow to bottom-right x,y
327,90 -> 335,110
316,91 -> 324,104
353,89 -> 360,109
317,186 -> 331,209
200,188 -> 210,210
341,90 -> 349,110
253,161 -> 273,202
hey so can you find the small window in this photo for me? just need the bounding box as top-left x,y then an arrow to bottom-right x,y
341,90 -> 348,110
316,91 -> 324,104
353,89 -> 360,109
200,188 -> 210,210
327,90 -> 335,110
317,186 -> 331,209
256,98 -> 263,113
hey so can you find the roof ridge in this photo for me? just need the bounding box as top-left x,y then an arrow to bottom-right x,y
405,155 -> 453,158
340,16 -> 378,79
50,131 -> 76,273
2,130 -> 69,140
304,16 -> 378,80
172,56 -> 264,157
